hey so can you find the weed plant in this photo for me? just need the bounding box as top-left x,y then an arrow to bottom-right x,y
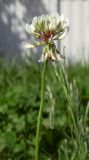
0,57 -> 89,159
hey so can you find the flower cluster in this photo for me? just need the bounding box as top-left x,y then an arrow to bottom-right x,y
24,13 -> 69,62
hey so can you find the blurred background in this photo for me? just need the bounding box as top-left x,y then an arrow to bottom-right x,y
0,1 -> 89,160
0,0 -> 89,63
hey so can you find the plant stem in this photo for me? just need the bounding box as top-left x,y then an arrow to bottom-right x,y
35,61 -> 47,160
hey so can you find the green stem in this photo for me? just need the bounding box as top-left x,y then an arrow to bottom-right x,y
35,61 -> 47,160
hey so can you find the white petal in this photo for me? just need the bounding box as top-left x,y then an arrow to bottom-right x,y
56,17 -> 61,25
25,23 -> 31,33
23,42 -> 35,48
58,27 -> 69,40
56,53 -> 65,60
30,24 -> 35,32
38,53 -> 48,62
32,16 -> 38,26
60,14 -> 64,22
65,18 -> 69,26
63,19 -> 69,28
49,22 -> 56,30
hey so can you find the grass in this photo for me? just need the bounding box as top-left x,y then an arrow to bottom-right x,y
53,62 -> 89,160
0,57 -> 89,160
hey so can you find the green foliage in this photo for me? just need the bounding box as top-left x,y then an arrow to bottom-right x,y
40,128 -> 64,157
0,58 -> 89,160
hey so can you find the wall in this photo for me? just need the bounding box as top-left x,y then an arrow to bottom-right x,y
60,0 -> 89,63
0,0 -> 58,61
0,0 -> 89,63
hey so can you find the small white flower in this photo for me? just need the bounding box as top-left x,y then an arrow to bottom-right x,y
24,13 -> 69,62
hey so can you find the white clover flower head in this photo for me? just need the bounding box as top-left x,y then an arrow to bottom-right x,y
25,13 -> 69,62
39,43 -> 65,62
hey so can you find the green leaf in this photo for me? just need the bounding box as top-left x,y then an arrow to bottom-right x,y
0,133 -> 5,152
4,131 -> 16,150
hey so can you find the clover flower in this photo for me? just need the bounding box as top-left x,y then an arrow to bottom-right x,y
24,13 -> 69,62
